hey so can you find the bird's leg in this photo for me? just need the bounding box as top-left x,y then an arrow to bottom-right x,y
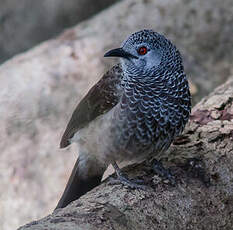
152,159 -> 176,186
109,161 -> 147,190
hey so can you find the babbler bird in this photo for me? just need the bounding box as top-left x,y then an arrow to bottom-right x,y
56,29 -> 191,209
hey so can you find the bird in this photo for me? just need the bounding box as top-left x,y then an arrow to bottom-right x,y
55,29 -> 191,209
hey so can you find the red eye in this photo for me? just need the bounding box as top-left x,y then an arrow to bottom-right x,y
138,46 -> 147,55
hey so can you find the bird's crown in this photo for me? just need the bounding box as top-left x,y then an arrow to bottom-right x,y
105,29 -> 183,78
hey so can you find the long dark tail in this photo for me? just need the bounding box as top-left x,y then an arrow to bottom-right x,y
55,154 -> 107,210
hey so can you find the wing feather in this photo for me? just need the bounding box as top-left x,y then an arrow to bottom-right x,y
60,64 -> 123,148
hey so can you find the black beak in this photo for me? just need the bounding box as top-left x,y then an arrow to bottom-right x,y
104,48 -> 138,59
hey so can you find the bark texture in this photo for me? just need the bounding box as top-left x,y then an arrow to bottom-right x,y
1,0 -> 233,229
18,76 -> 233,229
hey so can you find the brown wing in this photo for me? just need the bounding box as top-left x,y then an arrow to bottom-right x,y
60,64 -> 123,148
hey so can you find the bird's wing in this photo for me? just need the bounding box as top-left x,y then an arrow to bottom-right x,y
60,64 -> 123,148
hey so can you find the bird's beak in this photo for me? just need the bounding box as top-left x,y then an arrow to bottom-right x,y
104,48 -> 138,59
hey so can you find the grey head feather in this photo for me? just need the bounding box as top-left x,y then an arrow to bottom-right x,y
120,29 -> 183,79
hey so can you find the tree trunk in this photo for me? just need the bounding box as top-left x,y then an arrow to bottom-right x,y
18,76 -> 233,230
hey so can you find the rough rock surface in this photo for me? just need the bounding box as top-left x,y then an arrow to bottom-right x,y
1,0 -> 233,229
18,76 -> 233,229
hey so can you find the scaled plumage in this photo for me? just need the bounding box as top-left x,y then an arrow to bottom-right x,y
56,29 -> 191,209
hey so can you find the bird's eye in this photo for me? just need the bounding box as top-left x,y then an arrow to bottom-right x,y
137,46 -> 147,55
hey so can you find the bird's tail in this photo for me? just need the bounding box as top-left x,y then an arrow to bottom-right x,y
55,153 -> 107,210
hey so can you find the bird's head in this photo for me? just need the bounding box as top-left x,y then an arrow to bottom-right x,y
104,29 -> 182,78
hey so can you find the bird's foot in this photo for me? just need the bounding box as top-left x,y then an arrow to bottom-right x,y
152,159 -> 176,186
109,173 -> 147,190
109,161 -> 148,190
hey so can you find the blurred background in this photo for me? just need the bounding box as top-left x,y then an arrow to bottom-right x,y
0,0 -> 233,229
0,0 -> 119,63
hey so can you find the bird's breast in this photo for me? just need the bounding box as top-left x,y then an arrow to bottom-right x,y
112,79 -> 190,160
